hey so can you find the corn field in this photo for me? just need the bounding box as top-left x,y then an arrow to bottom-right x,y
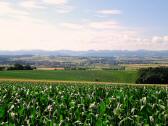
0,81 -> 168,125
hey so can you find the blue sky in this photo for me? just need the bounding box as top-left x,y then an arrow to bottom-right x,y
0,0 -> 168,50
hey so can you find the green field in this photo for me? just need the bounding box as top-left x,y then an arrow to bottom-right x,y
0,80 -> 167,125
0,70 -> 137,83
1,70 -> 166,125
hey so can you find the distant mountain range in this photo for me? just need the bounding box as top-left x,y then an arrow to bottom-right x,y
0,50 -> 168,57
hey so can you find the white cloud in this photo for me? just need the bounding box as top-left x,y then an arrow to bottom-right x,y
0,2 -> 29,16
19,1 -> 45,9
0,19 -> 94,51
0,1 -> 43,23
97,9 -> 122,15
1,16 -> 168,51
152,36 -> 163,43
12,15 -> 44,24
42,0 -> 73,13
60,20 -> 122,30
0,0 -> 73,16
60,23 -> 84,29
152,36 -> 168,43
163,36 -> 168,42
88,32 -> 168,50
0,1 -> 167,51
55,5 -> 74,14
88,21 -> 120,29
43,0 -> 68,5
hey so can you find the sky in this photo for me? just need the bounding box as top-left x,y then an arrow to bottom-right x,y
0,0 -> 168,51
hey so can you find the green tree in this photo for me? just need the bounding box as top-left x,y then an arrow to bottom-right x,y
136,67 -> 168,84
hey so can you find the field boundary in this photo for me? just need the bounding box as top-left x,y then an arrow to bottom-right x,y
0,78 -> 168,87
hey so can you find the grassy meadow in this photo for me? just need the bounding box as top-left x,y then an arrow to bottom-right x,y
0,70 -> 137,83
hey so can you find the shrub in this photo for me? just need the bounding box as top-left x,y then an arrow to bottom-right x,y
0,67 -> 6,71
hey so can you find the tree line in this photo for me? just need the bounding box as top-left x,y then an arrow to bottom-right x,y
0,64 -> 36,71
136,67 -> 168,84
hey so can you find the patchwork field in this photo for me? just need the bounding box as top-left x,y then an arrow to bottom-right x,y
0,70 -> 137,83
122,64 -> 168,70
0,80 -> 167,125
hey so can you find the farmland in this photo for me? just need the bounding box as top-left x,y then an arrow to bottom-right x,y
0,70 -> 137,83
0,80 -> 167,125
0,56 -> 168,125
122,64 -> 168,70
